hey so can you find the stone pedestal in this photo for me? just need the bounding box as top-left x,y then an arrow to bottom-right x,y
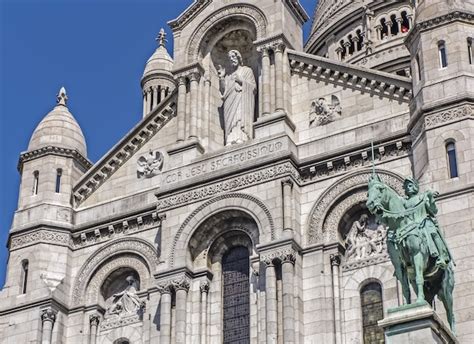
253,111 -> 295,141
378,302 -> 458,344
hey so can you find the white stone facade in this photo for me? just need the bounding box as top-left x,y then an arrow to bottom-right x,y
1,0 -> 473,343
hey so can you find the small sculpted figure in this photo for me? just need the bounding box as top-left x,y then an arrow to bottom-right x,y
218,50 -> 256,146
107,275 -> 142,317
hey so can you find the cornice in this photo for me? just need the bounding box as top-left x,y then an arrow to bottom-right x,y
284,0 -> 309,25
72,92 -> 177,207
405,10 -> 474,48
168,0 -> 212,32
288,50 -> 412,103
172,62 -> 205,79
18,146 -> 92,173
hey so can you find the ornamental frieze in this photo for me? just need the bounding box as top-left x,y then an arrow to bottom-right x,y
10,230 -> 70,250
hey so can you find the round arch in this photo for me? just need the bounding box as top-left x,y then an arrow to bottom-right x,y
186,3 -> 267,63
306,169 -> 404,245
169,193 -> 274,267
71,237 -> 159,305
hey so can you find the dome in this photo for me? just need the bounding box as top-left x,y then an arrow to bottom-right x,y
142,29 -> 174,80
28,87 -> 87,157
415,0 -> 474,23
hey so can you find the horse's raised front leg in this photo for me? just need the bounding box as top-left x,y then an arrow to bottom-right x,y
413,252 -> 426,302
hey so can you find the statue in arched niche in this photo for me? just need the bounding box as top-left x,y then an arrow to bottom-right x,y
106,275 -> 142,317
218,49 -> 256,145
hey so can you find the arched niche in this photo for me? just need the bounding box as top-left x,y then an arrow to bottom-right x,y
188,209 -> 259,270
100,267 -> 140,301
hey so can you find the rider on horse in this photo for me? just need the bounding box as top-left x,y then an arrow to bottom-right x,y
402,177 -> 452,269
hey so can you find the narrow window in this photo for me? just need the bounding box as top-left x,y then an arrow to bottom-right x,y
356,30 -> 364,51
468,38 -> 473,64
32,171 -> 39,195
446,142 -> 459,178
21,260 -> 29,294
380,18 -> 388,40
361,282 -> 385,343
416,54 -> 422,81
55,168 -> 62,193
390,15 -> 399,36
439,41 -> 448,68
348,35 -> 355,55
222,246 -> 250,343
401,11 -> 410,32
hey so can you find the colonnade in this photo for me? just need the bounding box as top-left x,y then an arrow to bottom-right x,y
142,84 -> 172,117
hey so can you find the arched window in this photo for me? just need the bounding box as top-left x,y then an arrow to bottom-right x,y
21,260 -> 29,294
438,41 -> 448,68
55,168 -> 62,193
390,14 -> 399,36
356,30 -> 364,51
401,11 -> 410,33
380,18 -> 388,40
446,141 -> 459,178
361,282 -> 385,344
222,246 -> 250,343
32,171 -> 39,195
339,40 -> 346,60
348,35 -> 355,55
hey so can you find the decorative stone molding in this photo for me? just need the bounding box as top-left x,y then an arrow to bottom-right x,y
186,3 -> 267,63
425,104 -> 473,129
71,211 -> 162,248
342,253 -> 390,272
72,238 -> 158,306
307,169 -> 404,245
73,95 -> 177,207
100,314 -> 142,331
301,140 -> 410,182
18,145 -> 92,173
156,161 -> 301,211
288,50 -> 412,103
168,0 -> 211,31
41,307 -> 57,323
169,193 -> 276,267
10,229 -> 70,250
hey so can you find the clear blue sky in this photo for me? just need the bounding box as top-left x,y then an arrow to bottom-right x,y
0,0 -> 318,287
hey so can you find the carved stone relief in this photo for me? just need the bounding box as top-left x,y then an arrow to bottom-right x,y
345,214 -> 387,261
105,275 -> 144,318
137,150 -> 164,179
309,95 -> 342,126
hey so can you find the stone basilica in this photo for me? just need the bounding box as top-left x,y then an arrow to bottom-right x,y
1,0 -> 473,343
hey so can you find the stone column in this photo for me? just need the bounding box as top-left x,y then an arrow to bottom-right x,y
143,91 -> 148,116
40,308 -> 57,344
89,314 -> 100,344
281,252 -> 296,343
188,72 -> 200,139
176,76 -> 187,142
203,76 -> 211,139
396,18 -> 403,33
386,22 -> 393,38
174,279 -> 190,344
282,179 -> 294,238
263,258 -> 277,343
374,25 -> 381,41
352,36 -> 360,52
343,42 -> 351,57
273,43 -> 285,112
330,254 -> 342,344
260,47 -> 271,116
159,285 -> 172,344
160,86 -> 167,104
200,281 -> 210,344
335,47 -> 343,61
153,85 -> 159,109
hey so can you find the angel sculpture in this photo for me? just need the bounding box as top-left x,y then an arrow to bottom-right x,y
309,95 -> 342,126
137,150 -> 163,179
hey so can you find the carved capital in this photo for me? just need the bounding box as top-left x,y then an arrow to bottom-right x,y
272,42 -> 286,53
41,308 -> 57,323
261,246 -> 298,266
330,254 -> 341,267
89,314 -> 100,327
281,178 -> 294,188
177,76 -> 187,85
257,46 -> 270,56
188,72 -> 201,82
172,277 -> 191,291
200,281 -> 210,294
157,282 -> 173,295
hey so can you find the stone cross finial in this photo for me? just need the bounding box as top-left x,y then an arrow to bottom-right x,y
156,28 -> 167,47
57,87 -> 68,106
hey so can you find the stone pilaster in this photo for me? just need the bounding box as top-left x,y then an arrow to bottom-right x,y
173,278 -> 190,344
158,283 -> 173,344
281,251 -> 296,343
200,281 -> 210,344
89,314 -> 100,344
281,178 -> 294,238
176,76 -> 187,142
330,254 -> 342,344
262,256 -> 278,344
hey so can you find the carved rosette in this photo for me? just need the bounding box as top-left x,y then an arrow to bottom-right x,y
41,308 -> 57,323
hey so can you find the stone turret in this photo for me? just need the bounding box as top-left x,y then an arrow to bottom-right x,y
16,87 -> 91,219
406,0 -> 474,189
141,29 -> 175,117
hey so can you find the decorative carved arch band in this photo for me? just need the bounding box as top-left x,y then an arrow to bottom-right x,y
169,193 -> 275,267
72,237 -> 159,305
306,169 -> 404,245
186,4 -> 267,63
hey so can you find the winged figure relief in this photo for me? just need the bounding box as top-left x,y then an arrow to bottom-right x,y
137,150 -> 164,178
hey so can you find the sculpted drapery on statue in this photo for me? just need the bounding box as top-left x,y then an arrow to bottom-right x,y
366,174 -> 456,331
218,50 -> 256,146
106,275 -> 142,317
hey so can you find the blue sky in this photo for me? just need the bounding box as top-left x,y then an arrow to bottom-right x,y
0,0 -> 318,287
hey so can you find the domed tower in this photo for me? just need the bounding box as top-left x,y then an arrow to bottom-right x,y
16,87 -> 91,216
141,28 -> 175,117
305,0 -> 414,76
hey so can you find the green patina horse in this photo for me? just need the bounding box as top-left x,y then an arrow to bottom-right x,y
366,175 -> 455,331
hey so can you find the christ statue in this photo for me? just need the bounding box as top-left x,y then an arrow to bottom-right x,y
218,49 -> 256,146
